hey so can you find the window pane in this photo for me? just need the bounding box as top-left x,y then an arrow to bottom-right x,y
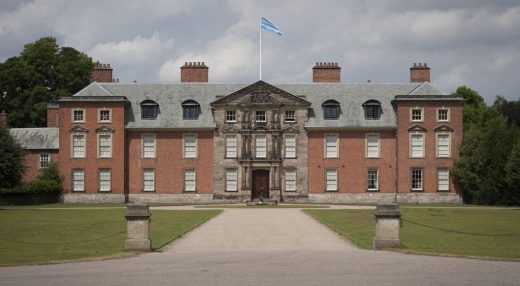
438,169 -> 449,191
99,169 -> 111,192
72,134 -> 85,158
73,169 -> 84,192
366,134 -> 379,158
438,109 -> 449,121
143,135 -> 155,158
411,169 -> 423,190
256,111 -> 266,122
98,134 -> 112,157
285,136 -> 296,158
325,134 -> 337,158
74,110 -> 84,122
285,169 -> 296,191
437,134 -> 450,157
226,169 -> 237,191
185,170 -> 196,192
100,110 -> 110,122
184,134 -> 197,158
144,169 -> 155,192
326,169 -> 337,191
226,111 -> 236,122
256,135 -> 266,158
411,134 -> 424,157
39,154 -> 50,168
226,136 -> 237,158
285,111 -> 295,122
142,105 -> 158,119
367,169 -> 378,190
411,109 -> 422,121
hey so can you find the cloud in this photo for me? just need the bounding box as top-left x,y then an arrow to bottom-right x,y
89,32 -> 174,65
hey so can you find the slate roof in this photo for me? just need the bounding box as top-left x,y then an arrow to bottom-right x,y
9,128 -> 59,149
73,81 -> 450,129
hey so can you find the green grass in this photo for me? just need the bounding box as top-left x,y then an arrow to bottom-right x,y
304,208 -> 520,259
0,208 -> 221,266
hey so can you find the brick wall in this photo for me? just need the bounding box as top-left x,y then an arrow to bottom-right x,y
395,100 -> 464,194
308,130 -> 397,194
127,131 -> 214,194
22,150 -> 59,182
58,101 -> 126,195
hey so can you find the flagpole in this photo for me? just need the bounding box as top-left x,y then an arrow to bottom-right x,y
259,20 -> 262,81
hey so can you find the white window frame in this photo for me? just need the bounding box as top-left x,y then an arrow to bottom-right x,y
284,135 -> 296,158
367,168 -> 379,191
437,108 -> 450,122
72,169 -> 85,192
184,169 -> 196,192
255,135 -> 267,158
225,168 -> 238,192
98,108 -> 111,123
255,110 -> 266,122
142,134 -> 156,158
436,132 -> 451,158
325,169 -> 338,191
324,133 -> 339,158
183,133 -> 197,158
72,108 -> 85,123
365,133 -> 380,158
284,110 -> 296,122
143,169 -> 155,192
98,169 -> 111,192
410,107 -> 424,122
39,153 -> 50,169
225,135 -> 237,158
284,168 -> 297,192
437,168 -> 450,192
71,133 -> 86,158
226,110 -> 237,123
409,132 -> 425,158
411,168 -> 423,191
97,133 -> 112,158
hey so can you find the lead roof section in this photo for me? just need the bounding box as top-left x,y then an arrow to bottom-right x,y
73,81 -> 450,129
9,128 -> 59,149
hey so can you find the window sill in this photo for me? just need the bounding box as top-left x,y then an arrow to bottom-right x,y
72,190 -> 85,192
436,190 -> 451,192
325,190 -> 339,192
183,190 -> 197,193
284,190 -> 297,192
225,190 -> 238,192
435,156 -> 452,159
410,189 -> 424,192
98,190 -> 112,193
365,157 -> 381,159
366,189 -> 379,192
409,156 -> 425,159
142,190 -> 156,193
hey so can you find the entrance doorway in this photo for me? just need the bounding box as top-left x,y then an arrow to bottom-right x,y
252,169 -> 269,199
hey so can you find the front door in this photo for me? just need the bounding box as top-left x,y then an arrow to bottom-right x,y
252,170 -> 269,199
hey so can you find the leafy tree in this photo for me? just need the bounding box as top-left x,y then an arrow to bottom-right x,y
0,37 -> 93,127
493,96 -> 520,128
0,127 -> 25,188
452,87 -> 520,205
504,139 -> 520,205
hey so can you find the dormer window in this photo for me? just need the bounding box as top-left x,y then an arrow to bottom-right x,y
363,100 -> 381,120
322,100 -> 340,120
182,100 -> 200,120
141,100 -> 159,120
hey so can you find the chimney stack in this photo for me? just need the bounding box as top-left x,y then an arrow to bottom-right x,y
91,62 -> 117,83
313,62 -> 341,83
46,101 -> 59,127
181,62 -> 209,83
410,63 -> 430,83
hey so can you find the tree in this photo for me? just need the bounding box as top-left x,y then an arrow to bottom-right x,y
504,139 -> 520,205
493,96 -> 520,128
0,37 -> 93,127
452,87 -> 520,205
0,127 -> 25,188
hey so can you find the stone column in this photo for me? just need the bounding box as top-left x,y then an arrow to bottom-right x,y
373,204 -> 401,249
125,203 -> 151,251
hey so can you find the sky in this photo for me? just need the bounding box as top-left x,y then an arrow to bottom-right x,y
1,0 -> 519,104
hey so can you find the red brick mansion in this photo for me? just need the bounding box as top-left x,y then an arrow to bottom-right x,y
8,61 -> 463,204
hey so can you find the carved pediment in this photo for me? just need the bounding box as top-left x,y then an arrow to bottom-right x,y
221,124 -> 241,133
407,124 -> 427,132
95,125 -> 116,133
69,125 -> 88,133
434,125 -> 454,132
211,80 -> 311,108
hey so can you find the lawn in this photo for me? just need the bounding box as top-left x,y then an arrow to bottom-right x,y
0,208 -> 221,266
304,207 -> 520,259
195,204 -> 330,208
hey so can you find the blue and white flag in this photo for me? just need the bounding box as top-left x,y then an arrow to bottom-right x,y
261,17 -> 282,35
